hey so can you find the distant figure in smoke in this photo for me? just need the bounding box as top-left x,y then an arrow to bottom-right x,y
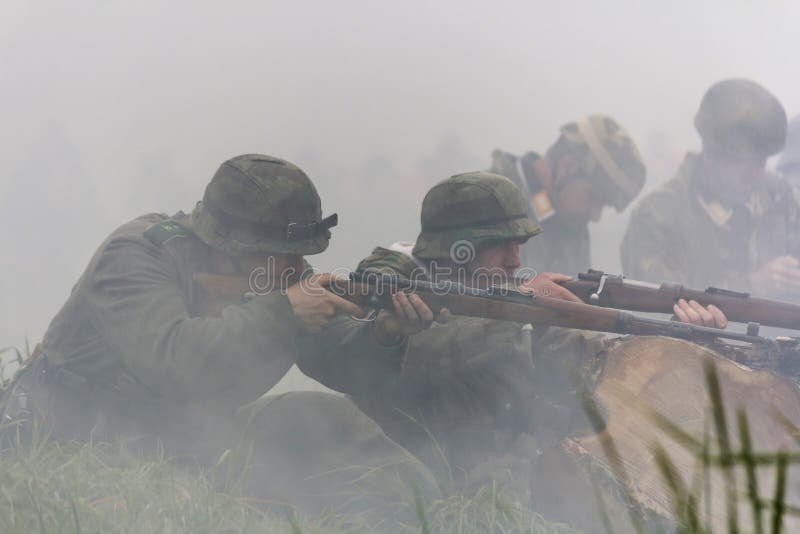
0,154 -> 436,518
778,114 -> 800,205
489,115 -> 647,276
621,79 -> 800,300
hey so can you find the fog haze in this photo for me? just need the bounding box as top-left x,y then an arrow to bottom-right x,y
2,1 -> 799,383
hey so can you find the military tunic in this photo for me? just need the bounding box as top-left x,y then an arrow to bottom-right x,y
14,212 -> 298,443
297,246 -> 609,480
1,213 -> 434,517
621,153 -> 799,297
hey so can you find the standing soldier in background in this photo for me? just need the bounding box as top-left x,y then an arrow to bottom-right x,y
621,79 -> 800,299
489,115 -> 646,276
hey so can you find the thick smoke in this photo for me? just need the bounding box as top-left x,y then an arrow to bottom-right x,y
2,1 -> 799,384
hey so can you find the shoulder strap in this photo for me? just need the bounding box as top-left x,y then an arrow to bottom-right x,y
143,218 -> 189,247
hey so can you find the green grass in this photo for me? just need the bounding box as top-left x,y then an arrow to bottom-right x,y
3,348 -> 799,533
0,431 -> 578,534
640,358 -> 800,534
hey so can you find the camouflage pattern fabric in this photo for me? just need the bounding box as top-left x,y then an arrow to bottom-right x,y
411,172 -> 541,261
488,116 -> 645,277
298,246 -> 610,481
621,152 -> 799,297
297,245 -> 627,532
193,154 -> 336,256
556,115 -> 646,212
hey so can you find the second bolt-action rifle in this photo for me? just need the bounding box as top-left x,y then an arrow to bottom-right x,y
560,269 -> 800,333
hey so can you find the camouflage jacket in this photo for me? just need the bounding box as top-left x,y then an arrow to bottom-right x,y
489,150 -> 590,276
12,213 -> 392,446
297,246 -> 609,477
621,153 -> 799,296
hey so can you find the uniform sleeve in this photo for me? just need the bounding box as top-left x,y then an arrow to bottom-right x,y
295,246 -> 415,395
86,235 -> 298,404
354,318 -> 535,447
620,192 -> 687,283
294,314 -> 407,397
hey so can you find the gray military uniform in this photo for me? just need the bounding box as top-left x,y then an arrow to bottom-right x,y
1,212 -> 434,518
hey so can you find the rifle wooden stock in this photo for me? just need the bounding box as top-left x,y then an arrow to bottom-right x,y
561,270 -> 800,331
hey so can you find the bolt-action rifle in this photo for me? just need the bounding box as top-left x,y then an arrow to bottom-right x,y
560,269 -> 800,333
192,271 -> 774,345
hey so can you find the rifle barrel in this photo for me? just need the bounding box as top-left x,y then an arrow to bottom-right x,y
562,276 -> 800,331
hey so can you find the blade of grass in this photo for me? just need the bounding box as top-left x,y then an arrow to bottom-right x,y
703,414 -> 711,533
410,480 -> 431,534
646,407 -> 705,456
770,452 -> 788,534
769,408 -> 800,449
703,358 -> 738,534
737,407 -> 763,534
652,443 -> 694,531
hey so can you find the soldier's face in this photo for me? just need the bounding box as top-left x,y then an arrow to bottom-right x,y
471,240 -> 522,279
555,179 -> 605,225
702,149 -> 767,205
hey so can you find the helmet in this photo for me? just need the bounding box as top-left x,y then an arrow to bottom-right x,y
554,114 -> 646,212
191,154 -> 337,255
777,115 -> 800,176
412,172 -> 541,261
694,78 -> 787,159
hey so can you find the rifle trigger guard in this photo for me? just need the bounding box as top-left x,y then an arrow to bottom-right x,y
590,274 -> 608,303
351,309 -> 378,323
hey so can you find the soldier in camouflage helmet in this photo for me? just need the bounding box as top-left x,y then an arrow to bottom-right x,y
297,171 -> 720,532
489,115 -> 646,276
412,171 -> 542,263
621,79 -> 800,300
0,153 -> 436,517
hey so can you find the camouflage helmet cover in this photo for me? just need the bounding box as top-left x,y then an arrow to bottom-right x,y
555,114 -> 646,212
191,154 -> 336,255
412,172 -> 541,261
694,78 -> 787,158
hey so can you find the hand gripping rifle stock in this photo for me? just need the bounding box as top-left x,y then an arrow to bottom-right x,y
561,269 -> 800,333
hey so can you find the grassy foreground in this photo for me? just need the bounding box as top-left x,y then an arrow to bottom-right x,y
0,433 -> 577,534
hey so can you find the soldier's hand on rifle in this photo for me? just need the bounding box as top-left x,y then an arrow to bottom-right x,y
373,292 -> 450,345
672,299 -> 727,329
519,272 -> 583,302
749,256 -> 800,297
286,273 -> 366,334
